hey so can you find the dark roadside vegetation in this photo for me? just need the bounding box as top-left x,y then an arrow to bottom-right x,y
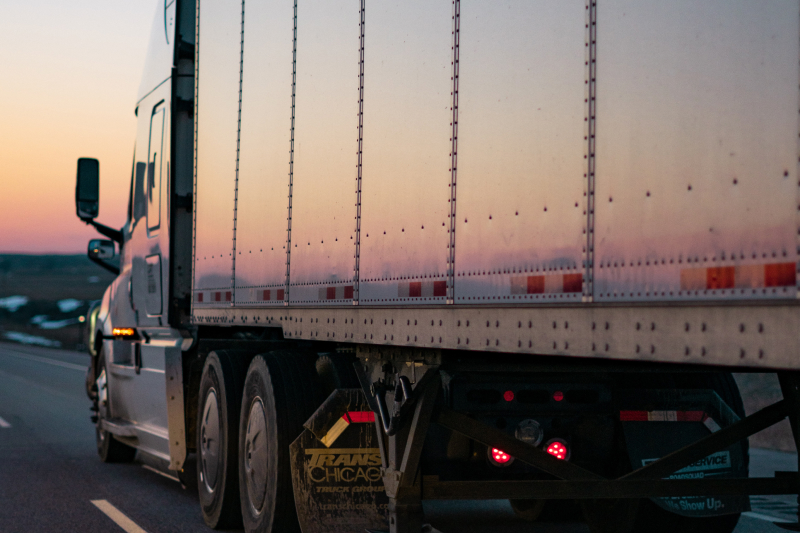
0,254 -> 791,451
0,254 -> 116,351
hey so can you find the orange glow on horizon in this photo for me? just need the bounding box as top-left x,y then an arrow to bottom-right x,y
0,1 -> 154,253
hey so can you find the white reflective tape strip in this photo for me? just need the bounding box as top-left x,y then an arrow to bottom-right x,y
1,350 -> 85,371
0,416 -> 10,428
742,511 -> 792,523
735,265 -> 765,289
91,500 -> 149,533
647,411 -> 676,421
544,275 -> 563,294
510,276 -> 527,294
420,282 -> 432,297
703,417 -> 722,433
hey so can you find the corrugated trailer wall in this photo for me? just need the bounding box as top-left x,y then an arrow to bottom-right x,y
594,1 -> 799,303
233,0 -> 294,307
192,0 -> 800,351
453,1 -> 588,304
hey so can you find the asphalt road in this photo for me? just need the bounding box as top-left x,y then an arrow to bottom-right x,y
0,341 -> 796,533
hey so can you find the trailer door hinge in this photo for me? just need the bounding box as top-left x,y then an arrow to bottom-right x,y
176,97 -> 193,116
174,193 -> 193,210
177,40 -> 195,60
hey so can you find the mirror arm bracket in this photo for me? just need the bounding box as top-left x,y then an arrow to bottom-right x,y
88,255 -> 120,276
83,219 -> 123,245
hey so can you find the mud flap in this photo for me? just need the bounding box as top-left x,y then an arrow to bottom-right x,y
620,390 -> 750,517
291,389 -> 389,533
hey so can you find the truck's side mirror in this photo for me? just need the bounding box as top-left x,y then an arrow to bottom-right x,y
76,158 -> 100,220
88,239 -> 116,260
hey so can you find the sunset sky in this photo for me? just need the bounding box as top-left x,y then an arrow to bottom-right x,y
0,0 -> 155,253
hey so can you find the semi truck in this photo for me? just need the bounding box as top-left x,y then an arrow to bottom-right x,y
75,0 -> 800,531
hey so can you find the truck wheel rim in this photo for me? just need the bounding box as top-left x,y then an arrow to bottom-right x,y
200,388 -> 220,492
244,397 -> 268,514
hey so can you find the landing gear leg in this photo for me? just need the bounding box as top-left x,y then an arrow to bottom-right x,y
778,372 -> 800,531
358,353 -> 441,533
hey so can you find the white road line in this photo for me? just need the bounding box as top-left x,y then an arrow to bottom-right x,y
742,511 -> 793,523
1,350 -> 86,371
91,500 -> 149,533
0,416 -> 10,428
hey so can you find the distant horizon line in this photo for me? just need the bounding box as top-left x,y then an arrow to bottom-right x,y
0,251 -> 89,256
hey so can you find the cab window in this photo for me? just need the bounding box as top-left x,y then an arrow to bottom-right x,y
147,104 -> 165,232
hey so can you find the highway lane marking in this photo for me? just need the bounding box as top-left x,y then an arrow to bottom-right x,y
91,500 -> 149,533
0,349 -> 86,371
742,511 -> 792,523
0,416 -> 10,428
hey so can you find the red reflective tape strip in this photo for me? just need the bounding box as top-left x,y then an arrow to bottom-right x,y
398,281 -> 447,298
682,262 -> 796,291
197,292 -> 204,302
277,289 -> 285,300
263,290 -> 270,301
706,266 -> 735,290
563,273 -> 583,293
620,411 -> 648,421
765,262 -> 795,287
319,286 -> 355,300
433,280 -> 447,297
676,411 -> 705,422
509,275 -> 581,295
409,282 -> 422,297
527,276 -> 545,294
344,411 -> 375,423
225,291 -> 232,302
214,292 -> 221,302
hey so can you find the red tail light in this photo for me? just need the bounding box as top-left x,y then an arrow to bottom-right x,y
545,439 -> 569,460
488,447 -> 514,467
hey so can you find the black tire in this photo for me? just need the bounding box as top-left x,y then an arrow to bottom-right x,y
95,352 -> 137,463
627,372 -> 747,533
239,350 -> 322,533
509,499 -> 546,522
583,372 -> 747,533
316,352 -> 360,396
673,372 -> 749,471
197,350 -> 250,529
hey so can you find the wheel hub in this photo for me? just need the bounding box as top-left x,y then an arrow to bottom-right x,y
244,397 -> 268,514
200,388 -> 220,492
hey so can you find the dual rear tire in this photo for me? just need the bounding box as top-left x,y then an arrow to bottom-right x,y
197,350 -> 248,529
196,350 -> 322,532
581,372 -> 747,533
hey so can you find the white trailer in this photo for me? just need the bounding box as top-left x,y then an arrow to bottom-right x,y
76,1 -> 800,532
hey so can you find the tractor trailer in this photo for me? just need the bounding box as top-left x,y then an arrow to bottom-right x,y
76,0 -> 800,531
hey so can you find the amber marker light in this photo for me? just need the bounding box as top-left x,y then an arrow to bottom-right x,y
112,328 -> 136,337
